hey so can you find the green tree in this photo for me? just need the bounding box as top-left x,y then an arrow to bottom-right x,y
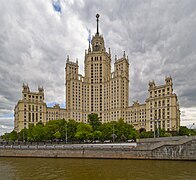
44,119 -> 66,140
66,119 -> 78,141
128,130 -> 139,140
115,119 -> 129,141
93,130 -> 102,140
53,131 -> 61,140
75,123 -> 93,141
18,128 -> 28,141
32,123 -> 45,142
88,113 -> 101,131
139,130 -> 153,138
2,133 -> 10,142
44,122 -> 55,140
178,126 -> 192,136
178,126 -> 196,136
114,119 -> 139,141
100,123 -> 113,140
28,124 -> 35,141
159,128 -> 167,137
9,130 -> 18,142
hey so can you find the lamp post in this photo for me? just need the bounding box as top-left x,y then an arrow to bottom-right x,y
157,119 -> 159,138
190,123 -> 195,129
112,124 -> 115,143
154,118 -> 156,138
23,130 -> 24,143
154,118 -> 160,138
65,123 -> 68,144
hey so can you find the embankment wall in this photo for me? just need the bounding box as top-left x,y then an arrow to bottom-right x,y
0,136 -> 195,160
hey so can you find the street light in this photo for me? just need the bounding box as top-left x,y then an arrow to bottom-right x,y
157,118 -> 160,138
112,124 -> 116,143
23,130 -> 24,143
154,118 -> 156,138
190,123 -> 195,129
65,123 -> 68,144
154,118 -> 159,138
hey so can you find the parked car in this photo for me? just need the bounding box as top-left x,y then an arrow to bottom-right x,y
104,140 -> 111,143
93,140 -> 101,143
84,140 -> 91,143
127,139 -> 135,143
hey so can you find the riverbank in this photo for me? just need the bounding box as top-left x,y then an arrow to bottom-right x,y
0,136 -> 195,160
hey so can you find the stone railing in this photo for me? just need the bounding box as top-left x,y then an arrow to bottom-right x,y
136,136 -> 196,151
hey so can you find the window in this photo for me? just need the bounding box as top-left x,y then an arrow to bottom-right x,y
36,113 -> 38,122
29,113 -> 31,121
32,113 -> 34,122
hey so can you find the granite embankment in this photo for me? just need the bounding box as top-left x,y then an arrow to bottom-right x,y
0,136 -> 195,160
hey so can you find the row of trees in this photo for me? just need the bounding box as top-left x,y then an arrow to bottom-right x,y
1,114 -> 195,142
2,116 -> 138,142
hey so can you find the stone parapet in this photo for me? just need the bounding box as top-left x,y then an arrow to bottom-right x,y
0,137 -> 196,160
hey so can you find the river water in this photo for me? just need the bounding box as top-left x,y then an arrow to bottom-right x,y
0,157 -> 195,180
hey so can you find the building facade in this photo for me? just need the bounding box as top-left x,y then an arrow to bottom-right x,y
14,84 -> 66,132
125,76 -> 180,132
14,14 -> 180,132
65,14 -> 129,123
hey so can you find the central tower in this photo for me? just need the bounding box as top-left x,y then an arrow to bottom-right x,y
85,14 -> 112,117
65,14 -> 129,123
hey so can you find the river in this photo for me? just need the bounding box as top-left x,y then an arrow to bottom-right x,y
0,157 -> 195,180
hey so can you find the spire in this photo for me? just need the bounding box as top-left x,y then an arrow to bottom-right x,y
88,41 -> 91,52
67,55 -> 69,62
123,51 -> 126,58
96,13 -> 100,34
87,29 -> 91,52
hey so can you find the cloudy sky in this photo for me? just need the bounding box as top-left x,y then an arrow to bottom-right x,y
0,0 -> 196,135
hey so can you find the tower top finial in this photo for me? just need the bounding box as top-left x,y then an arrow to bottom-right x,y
123,51 -> 126,58
96,13 -> 100,34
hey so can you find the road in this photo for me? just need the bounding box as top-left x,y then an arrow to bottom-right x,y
0,142 -> 137,150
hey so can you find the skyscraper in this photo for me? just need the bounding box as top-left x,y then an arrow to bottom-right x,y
14,14 -> 180,132
65,14 -> 129,123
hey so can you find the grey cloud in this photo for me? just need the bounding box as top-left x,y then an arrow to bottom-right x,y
0,118 -> 14,135
0,0 -> 196,134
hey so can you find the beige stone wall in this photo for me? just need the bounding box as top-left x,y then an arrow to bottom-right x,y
126,102 -> 146,130
14,84 -> 47,132
145,76 -> 180,132
46,104 -> 66,122
14,84 -> 66,132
